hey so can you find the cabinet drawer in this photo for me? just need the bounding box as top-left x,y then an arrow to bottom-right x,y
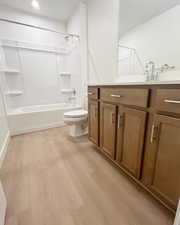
156,89 -> 180,114
88,87 -> 98,100
100,88 -> 149,107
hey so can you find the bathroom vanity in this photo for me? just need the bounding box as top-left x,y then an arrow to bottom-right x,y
88,83 -> 180,213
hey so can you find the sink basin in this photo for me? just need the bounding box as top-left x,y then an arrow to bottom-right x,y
113,72 -> 180,85
88,71 -> 180,86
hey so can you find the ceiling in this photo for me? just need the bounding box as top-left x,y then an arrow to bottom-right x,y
0,0 -> 179,34
119,0 -> 180,36
0,0 -> 81,21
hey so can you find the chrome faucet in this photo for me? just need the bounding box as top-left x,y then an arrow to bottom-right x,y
145,61 -> 175,81
145,61 -> 155,81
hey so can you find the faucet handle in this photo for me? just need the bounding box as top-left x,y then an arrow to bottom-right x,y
148,61 -> 155,66
162,64 -> 175,72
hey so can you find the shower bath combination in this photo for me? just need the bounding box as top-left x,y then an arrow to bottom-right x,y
0,18 -> 83,135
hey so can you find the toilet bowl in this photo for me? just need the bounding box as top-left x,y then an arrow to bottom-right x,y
64,110 -> 88,137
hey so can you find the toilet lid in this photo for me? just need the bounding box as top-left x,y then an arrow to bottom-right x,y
64,110 -> 88,118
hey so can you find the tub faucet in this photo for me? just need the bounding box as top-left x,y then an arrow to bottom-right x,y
68,89 -> 76,104
73,89 -> 76,95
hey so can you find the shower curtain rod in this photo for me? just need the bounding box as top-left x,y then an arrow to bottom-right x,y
0,18 -> 80,38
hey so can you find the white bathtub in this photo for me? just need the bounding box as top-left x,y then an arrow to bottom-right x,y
7,103 -> 81,135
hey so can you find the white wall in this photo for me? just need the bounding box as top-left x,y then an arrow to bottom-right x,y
119,4 -> 180,78
0,5 -> 84,110
0,81 -> 9,159
67,5 -> 81,36
0,40 -> 67,110
0,5 -> 66,46
87,0 -> 120,84
0,4 -> 66,33
0,42 -> 8,225
0,5 -> 67,110
0,44 -> 9,169
67,2 -> 88,108
67,5 -> 82,106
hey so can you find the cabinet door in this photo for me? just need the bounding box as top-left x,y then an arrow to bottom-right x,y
116,107 -> 147,179
149,115 -> 180,210
100,103 -> 117,159
88,100 -> 99,145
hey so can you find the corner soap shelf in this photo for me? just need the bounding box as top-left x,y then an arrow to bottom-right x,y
1,68 -> 20,74
5,91 -> 23,96
61,89 -> 75,94
1,39 -> 69,55
59,72 -> 71,76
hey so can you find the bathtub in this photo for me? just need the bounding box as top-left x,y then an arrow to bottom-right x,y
7,103 -> 81,135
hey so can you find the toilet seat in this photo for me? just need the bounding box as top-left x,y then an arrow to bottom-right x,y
64,110 -> 88,118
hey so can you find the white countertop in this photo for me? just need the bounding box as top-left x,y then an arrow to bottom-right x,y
89,71 -> 180,86
88,80 -> 180,86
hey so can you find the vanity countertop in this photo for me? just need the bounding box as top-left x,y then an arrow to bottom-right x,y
88,80 -> 180,86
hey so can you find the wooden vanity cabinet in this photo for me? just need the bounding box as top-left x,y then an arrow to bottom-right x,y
142,89 -> 180,211
88,100 -> 99,145
88,84 -> 180,213
147,114 -> 180,210
100,87 -> 148,174
100,103 -> 117,159
88,87 -> 98,100
116,106 -> 147,179
88,87 -> 99,146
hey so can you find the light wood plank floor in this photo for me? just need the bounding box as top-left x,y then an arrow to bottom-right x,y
0,127 -> 174,225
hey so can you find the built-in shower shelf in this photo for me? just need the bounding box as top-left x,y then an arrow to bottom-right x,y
61,89 -> 75,94
5,91 -> 23,96
0,69 -> 20,74
1,40 -> 69,55
59,72 -> 71,76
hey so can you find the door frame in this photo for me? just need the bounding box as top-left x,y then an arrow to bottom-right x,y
174,200 -> 180,225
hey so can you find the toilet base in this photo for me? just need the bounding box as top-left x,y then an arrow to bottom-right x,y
69,123 -> 88,137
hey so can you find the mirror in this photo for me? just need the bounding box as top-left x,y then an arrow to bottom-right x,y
118,0 -> 180,82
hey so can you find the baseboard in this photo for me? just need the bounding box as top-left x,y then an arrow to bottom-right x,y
11,122 -> 66,136
0,132 -> 10,168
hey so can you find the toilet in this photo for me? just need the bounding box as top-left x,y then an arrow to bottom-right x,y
64,110 -> 88,137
